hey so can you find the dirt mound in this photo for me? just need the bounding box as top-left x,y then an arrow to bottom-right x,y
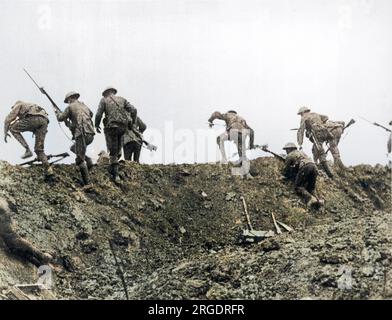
0,158 -> 390,299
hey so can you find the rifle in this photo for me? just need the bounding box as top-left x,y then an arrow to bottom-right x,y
360,116 -> 391,133
19,152 -> 70,166
257,144 -> 286,162
23,69 -> 72,136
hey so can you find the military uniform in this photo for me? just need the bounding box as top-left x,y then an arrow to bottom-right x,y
4,101 -> 49,165
57,92 -> 95,185
283,146 -> 320,207
297,108 -> 342,177
0,198 -> 52,267
208,111 -> 255,163
95,87 -> 137,181
123,116 -> 146,162
324,120 -> 346,169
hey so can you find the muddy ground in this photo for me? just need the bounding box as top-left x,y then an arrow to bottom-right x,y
0,158 -> 390,300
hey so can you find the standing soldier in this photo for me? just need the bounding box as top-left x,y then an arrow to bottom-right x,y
55,92 -> 95,186
208,110 -> 255,165
123,116 -> 147,163
282,142 -> 322,209
95,86 -> 137,182
4,101 -> 50,171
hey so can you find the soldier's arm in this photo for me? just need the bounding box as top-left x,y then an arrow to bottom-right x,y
138,118 -> 147,133
56,106 -> 70,122
124,100 -> 137,124
297,119 -> 305,146
208,111 -> 224,125
4,105 -> 21,135
388,134 -> 391,154
94,99 -> 105,129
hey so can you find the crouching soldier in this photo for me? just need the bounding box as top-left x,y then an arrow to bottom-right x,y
95,86 -> 137,182
123,116 -> 146,163
208,110 -> 255,165
282,142 -> 323,209
4,101 -> 51,171
56,92 -> 95,185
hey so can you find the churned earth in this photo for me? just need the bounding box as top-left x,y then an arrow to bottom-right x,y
0,158 -> 390,299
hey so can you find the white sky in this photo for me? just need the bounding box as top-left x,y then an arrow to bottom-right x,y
0,0 -> 391,165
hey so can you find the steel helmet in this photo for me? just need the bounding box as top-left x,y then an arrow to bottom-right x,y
102,86 -> 117,97
297,106 -> 311,115
64,91 -> 80,103
227,110 -> 237,114
283,142 -> 298,150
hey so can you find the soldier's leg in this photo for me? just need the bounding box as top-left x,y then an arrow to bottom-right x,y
303,163 -> 318,194
295,167 -> 318,207
123,142 -> 133,161
217,132 -> 229,163
315,139 -> 333,178
107,128 -> 124,182
232,131 -> 246,166
74,135 -> 90,185
312,144 -> 320,163
84,134 -> 95,170
32,118 -> 49,163
249,128 -> 255,149
9,119 -> 33,159
329,139 -> 345,170
133,143 -> 142,163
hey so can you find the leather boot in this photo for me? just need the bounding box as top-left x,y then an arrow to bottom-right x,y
86,157 -> 94,170
79,162 -> 90,186
21,149 -> 33,159
111,163 -> 121,183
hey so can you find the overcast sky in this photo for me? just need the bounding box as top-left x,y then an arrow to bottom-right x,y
0,0 -> 391,166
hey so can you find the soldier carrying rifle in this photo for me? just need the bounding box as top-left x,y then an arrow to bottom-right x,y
297,107 -> 350,177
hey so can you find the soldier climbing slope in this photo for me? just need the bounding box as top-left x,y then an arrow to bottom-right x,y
297,106 -> 343,177
4,101 -> 51,173
282,142 -> 323,209
123,116 -> 147,163
95,86 -> 137,182
208,110 -> 255,165
56,92 -> 95,186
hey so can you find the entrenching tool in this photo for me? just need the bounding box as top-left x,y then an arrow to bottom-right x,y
19,153 -> 70,166
239,196 -> 273,243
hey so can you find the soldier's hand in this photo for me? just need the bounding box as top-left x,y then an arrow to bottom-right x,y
96,126 -> 101,134
4,132 -> 11,143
